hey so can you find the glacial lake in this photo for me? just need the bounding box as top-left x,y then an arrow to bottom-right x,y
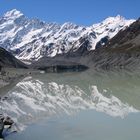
1,70 -> 140,140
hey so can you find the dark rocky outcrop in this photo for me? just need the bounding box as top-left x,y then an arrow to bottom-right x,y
0,47 -> 27,69
0,120 -> 4,138
0,115 -> 14,138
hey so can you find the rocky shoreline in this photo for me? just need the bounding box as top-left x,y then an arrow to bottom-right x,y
0,114 -> 14,139
0,68 -> 41,139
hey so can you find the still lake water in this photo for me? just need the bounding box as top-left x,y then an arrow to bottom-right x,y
0,70 -> 140,140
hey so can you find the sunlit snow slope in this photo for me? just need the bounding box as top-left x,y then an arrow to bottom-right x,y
0,9 -> 135,61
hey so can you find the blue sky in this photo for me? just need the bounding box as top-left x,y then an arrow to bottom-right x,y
0,0 -> 139,25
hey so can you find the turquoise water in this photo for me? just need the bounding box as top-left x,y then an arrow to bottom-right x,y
6,111 -> 140,140
1,70 -> 140,140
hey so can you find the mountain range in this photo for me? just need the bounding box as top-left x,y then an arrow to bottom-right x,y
0,9 -> 140,70
0,9 -> 135,60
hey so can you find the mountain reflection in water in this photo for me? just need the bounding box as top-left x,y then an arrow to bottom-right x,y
0,70 -> 140,131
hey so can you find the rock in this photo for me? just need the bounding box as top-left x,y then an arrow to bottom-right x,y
0,115 -> 14,138
0,120 -> 4,138
3,116 -> 14,126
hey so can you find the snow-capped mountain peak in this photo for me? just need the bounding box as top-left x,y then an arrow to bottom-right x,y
0,9 -> 135,61
3,9 -> 23,20
103,15 -> 124,22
